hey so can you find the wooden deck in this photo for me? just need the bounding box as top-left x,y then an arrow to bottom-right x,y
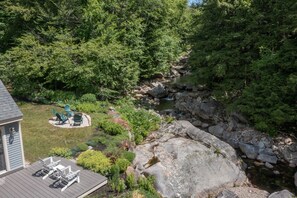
0,157 -> 107,198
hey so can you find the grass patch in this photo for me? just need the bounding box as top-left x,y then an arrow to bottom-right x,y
19,102 -> 100,162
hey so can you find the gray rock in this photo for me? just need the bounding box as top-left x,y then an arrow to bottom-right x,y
208,124 -> 225,138
265,162 -> 274,169
134,121 -> 247,198
268,190 -> 294,198
273,170 -> 280,175
257,153 -> 278,164
196,110 -> 210,120
239,143 -> 259,159
260,148 -> 275,156
180,121 -> 238,162
278,143 -> 297,166
192,120 -> 202,127
147,82 -> 168,98
227,118 -> 237,132
175,93 -> 221,121
217,187 -> 269,198
289,163 -> 297,168
170,68 -> 180,78
217,189 -> 239,198
258,141 -> 266,150
254,161 -> 264,166
202,123 -> 209,128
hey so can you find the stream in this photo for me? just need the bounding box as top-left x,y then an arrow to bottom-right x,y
153,75 -> 297,194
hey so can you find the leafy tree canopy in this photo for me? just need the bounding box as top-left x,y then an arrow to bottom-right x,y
0,0 -> 190,97
189,0 -> 297,134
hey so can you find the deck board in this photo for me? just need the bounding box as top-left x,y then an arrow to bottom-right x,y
0,157 -> 107,198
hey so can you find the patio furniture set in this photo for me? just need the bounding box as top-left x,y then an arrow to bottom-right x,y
52,105 -> 83,126
36,157 -> 80,192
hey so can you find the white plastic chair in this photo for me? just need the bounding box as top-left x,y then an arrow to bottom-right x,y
39,157 -> 61,180
54,166 -> 80,192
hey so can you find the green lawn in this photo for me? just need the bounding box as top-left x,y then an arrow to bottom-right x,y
19,103 -> 97,162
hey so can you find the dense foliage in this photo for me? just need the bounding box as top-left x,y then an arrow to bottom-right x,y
189,0 -> 297,134
99,120 -> 127,136
0,0 -> 189,98
77,150 -> 111,175
116,98 -> 161,144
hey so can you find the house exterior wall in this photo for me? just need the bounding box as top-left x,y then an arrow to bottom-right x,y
3,121 -> 24,171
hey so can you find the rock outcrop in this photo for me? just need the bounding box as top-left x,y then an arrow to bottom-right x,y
133,121 -> 247,198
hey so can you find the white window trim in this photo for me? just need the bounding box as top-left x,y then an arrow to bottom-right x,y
0,126 -> 10,174
18,122 -> 26,168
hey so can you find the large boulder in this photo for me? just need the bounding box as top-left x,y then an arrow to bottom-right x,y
278,143 -> 297,166
147,82 -> 168,98
133,121 -> 247,198
239,143 -> 259,159
257,153 -> 278,164
209,123 -> 226,138
268,190 -> 294,198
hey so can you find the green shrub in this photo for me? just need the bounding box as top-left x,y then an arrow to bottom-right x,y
77,150 -> 111,175
77,143 -> 89,151
117,98 -> 161,144
110,164 -> 126,193
138,176 -> 158,196
86,140 -> 97,147
135,134 -> 144,145
90,137 -> 102,144
115,158 -> 131,173
139,189 -> 160,198
76,102 -> 99,113
92,132 -> 129,156
80,93 -> 97,103
49,147 -> 72,158
99,120 -> 127,136
111,178 -> 126,193
110,164 -> 120,178
121,151 -> 136,163
126,173 -> 137,189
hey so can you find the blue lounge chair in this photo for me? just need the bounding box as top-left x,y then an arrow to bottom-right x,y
51,109 -> 59,120
64,104 -> 74,117
56,113 -> 69,124
73,113 -> 83,126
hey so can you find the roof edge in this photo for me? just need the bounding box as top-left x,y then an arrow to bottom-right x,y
0,117 -> 23,126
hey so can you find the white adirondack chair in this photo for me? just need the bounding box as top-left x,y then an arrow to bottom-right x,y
39,157 -> 61,180
54,165 -> 80,192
